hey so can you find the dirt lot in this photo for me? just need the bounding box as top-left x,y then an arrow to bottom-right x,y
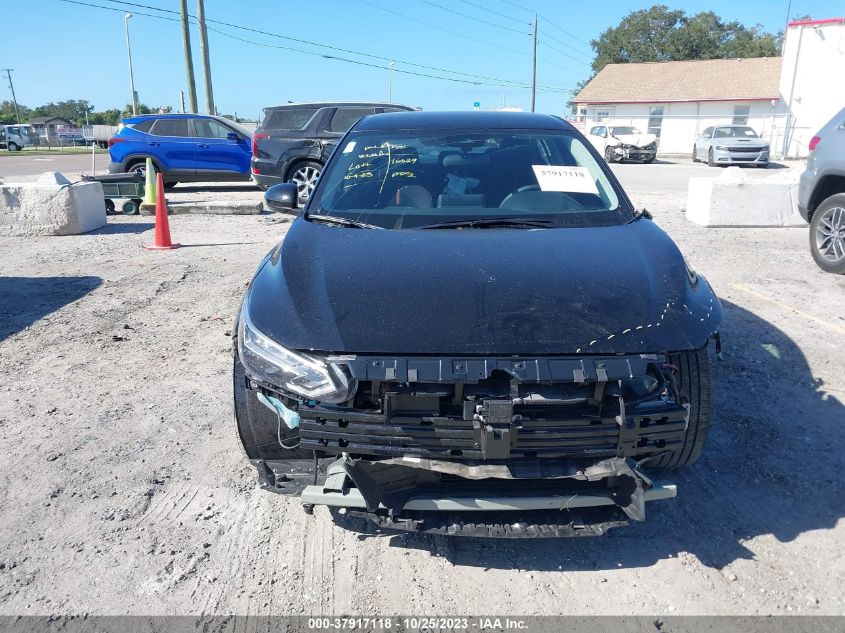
0,183 -> 844,616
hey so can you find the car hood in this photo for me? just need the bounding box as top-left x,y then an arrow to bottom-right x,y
611,133 -> 657,147
246,218 -> 722,355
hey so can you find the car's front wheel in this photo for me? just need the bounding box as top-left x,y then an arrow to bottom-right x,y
288,161 -> 322,205
691,145 -> 698,162
809,194 -> 845,274
8,142 -> 20,152
707,147 -> 716,167
604,146 -> 617,163
650,347 -> 712,470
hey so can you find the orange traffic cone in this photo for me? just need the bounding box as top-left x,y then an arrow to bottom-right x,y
145,172 -> 180,250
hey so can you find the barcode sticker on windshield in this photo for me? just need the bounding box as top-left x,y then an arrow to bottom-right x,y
532,165 -> 599,195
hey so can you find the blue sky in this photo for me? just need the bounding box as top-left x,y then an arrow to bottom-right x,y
1,0 -> 839,119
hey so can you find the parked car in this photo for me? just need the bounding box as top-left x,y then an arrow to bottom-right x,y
233,111 -> 723,538
586,124 -> 657,163
251,102 -> 415,203
798,105 -> 845,275
693,125 -> 769,167
107,114 -> 252,188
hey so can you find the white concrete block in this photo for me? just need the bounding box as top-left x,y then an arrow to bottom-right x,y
36,171 -> 72,186
686,167 -> 805,227
0,180 -> 107,236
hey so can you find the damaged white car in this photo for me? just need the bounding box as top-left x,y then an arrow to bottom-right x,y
588,125 -> 658,164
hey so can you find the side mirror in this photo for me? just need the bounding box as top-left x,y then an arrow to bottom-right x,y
227,132 -> 241,141
264,183 -> 298,213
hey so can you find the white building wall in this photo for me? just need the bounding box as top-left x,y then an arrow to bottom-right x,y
580,100 -> 787,156
779,19 -> 845,157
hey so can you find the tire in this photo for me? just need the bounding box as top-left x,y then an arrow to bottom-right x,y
707,147 -> 716,167
650,347 -> 712,470
691,145 -> 698,162
121,200 -> 140,215
809,194 -> 845,274
104,199 -> 116,215
287,160 -> 322,205
8,142 -> 20,152
643,157 -> 655,164
127,160 -> 148,176
163,181 -> 178,190
604,146 -> 618,164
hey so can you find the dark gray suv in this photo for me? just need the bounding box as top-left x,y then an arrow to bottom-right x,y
799,105 -> 845,274
250,102 -> 415,203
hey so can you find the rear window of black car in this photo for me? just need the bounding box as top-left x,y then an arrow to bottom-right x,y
150,119 -> 190,137
263,108 -> 318,131
329,107 -> 376,133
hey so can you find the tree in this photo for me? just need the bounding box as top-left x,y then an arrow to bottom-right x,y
89,109 -> 122,126
0,100 -> 30,125
590,5 -> 782,74
31,100 -> 94,126
120,102 -> 157,117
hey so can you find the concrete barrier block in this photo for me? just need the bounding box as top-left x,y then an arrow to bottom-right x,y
0,178 -> 107,236
686,167 -> 805,227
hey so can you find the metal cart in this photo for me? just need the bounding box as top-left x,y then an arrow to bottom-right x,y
84,172 -> 145,215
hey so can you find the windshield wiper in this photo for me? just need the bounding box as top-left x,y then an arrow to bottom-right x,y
626,208 -> 653,224
306,214 -> 384,229
417,217 -> 560,230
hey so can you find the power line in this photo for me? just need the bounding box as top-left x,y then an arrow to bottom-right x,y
539,40 -> 591,68
498,0 -> 594,48
206,25 -> 569,93
62,0 -> 574,93
417,0 -> 530,35
456,0 -> 528,26
539,30 -> 593,63
99,0 -> 569,89
355,0 -> 580,74
353,0 -> 530,58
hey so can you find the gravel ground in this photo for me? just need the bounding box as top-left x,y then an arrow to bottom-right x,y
0,183 -> 843,616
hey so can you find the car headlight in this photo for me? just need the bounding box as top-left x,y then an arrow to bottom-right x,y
238,298 -> 355,403
715,145 -> 728,151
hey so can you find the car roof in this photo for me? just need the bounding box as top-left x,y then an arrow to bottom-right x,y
121,113 -> 225,123
263,102 -> 414,111
353,111 -> 574,131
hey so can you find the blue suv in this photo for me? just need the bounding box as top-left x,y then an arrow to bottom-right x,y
107,114 -> 252,188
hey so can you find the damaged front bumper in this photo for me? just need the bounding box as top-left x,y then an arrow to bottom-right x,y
298,455 -> 675,537
245,352 -> 689,537
610,144 -> 657,161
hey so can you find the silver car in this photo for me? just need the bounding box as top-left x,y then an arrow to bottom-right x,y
798,105 -> 845,274
693,125 -> 769,168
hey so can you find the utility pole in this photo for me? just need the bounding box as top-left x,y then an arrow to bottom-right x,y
179,0 -> 198,113
196,0 -> 215,115
124,13 -> 138,115
388,61 -> 395,103
2,69 -> 20,123
531,14 -> 538,113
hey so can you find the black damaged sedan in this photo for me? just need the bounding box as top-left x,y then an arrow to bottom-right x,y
233,111 -> 722,537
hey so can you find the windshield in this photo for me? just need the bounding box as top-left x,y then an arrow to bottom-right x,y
714,126 -> 759,138
308,129 -> 631,229
610,126 -> 641,136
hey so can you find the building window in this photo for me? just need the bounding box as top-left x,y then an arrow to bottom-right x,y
592,107 -> 613,122
733,105 -> 750,125
648,106 -> 664,138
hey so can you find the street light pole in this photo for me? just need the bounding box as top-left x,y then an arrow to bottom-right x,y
124,13 -> 138,115
388,61 -> 395,103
